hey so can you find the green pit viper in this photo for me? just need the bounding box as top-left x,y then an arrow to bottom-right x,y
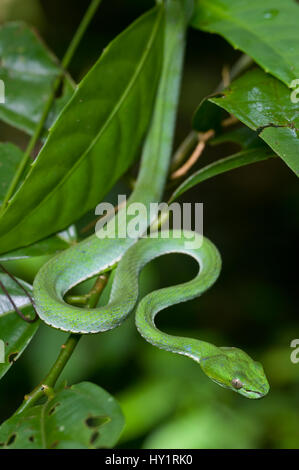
33,1 -> 269,399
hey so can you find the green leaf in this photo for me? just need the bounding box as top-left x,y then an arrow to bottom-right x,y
192,96 -> 265,149
192,97 -> 227,133
0,22 -> 74,135
209,68 -> 299,176
0,234 -> 70,261
170,147 -> 275,201
0,273 -> 39,380
0,143 -> 76,260
191,0 -> 299,87
0,142 -> 24,205
0,6 -> 165,254
210,126 -> 264,149
0,382 -> 124,449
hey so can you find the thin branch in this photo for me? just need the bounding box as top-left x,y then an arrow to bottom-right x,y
221,64 -> 231,88
65,273 -> 109,305
0,278 -> 37,323
170,129 -> 215,180
0,264 -> 38,323
15,271 -> 109,415
221,115 -> 239,128
169,54 -> 253,174
15,335 -> 80,414
169,131 -> 198,173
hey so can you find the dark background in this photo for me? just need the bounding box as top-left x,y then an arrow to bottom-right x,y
0,0 -> 298,448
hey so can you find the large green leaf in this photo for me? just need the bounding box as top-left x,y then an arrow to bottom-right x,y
0,382 -> 124,449
209,69 -> 299,176
191,0 -> 299,87
170,147 -> 275,201
0,6 -> 164,254
0,143 -> 24,204
0,233 -> 70,261
0,273 -> 39,380
0,22 -> 74,135
0,143 -> 73,260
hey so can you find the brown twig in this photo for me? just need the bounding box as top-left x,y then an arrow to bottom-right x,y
170,129 -> 215,180
221,64 -> 231,88
169,131 -> 198,174
221,115 -> 239,128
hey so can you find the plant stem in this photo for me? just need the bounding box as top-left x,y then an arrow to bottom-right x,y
15,334 -> 80,414
66,274 -> 109,305
15,272 -> 108,415
1,0 -> 102,211
60,0 -> 102,70
169,131 -> 198,173
169,54 -> 253,174
170,129 -> 215,180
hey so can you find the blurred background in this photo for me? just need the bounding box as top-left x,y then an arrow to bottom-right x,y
0,0 -> 298,449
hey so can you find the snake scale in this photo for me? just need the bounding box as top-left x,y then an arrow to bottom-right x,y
33,1 -> 269,399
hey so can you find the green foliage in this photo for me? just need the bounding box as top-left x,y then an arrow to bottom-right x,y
143,407 -> 259,449
191,0 -> 299,86
0,143 -> 23,203
0,6 -> 164,254
0,273 -> 39,380
210,126 -> 264,149
0,22 -> 73,135
0,0 -> 297,450
0,143 -> 73,261
210,68 -> 299,176
192,99 -> 227,133
170,147 -> 275,201
0,235 -> 71,262
0,382 -> 124,449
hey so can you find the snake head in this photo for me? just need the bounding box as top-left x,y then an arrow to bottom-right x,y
200,346 -> 269,399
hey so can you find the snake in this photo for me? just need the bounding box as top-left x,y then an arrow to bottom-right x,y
33,0 -> 269,399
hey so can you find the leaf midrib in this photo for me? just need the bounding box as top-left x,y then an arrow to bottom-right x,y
1,9 -> 163,240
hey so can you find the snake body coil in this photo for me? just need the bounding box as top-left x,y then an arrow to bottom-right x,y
33,1 -> 269,399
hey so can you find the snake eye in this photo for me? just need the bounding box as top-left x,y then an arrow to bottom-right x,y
231,378 -> 243,389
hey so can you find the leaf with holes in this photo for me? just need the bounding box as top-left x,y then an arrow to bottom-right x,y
0,273 -> 39,380
191,0 -> 299,87
0,6 -> 164,254
0,22 -> 74,135
209,68 -> 299,176
0,382 -> 124,448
